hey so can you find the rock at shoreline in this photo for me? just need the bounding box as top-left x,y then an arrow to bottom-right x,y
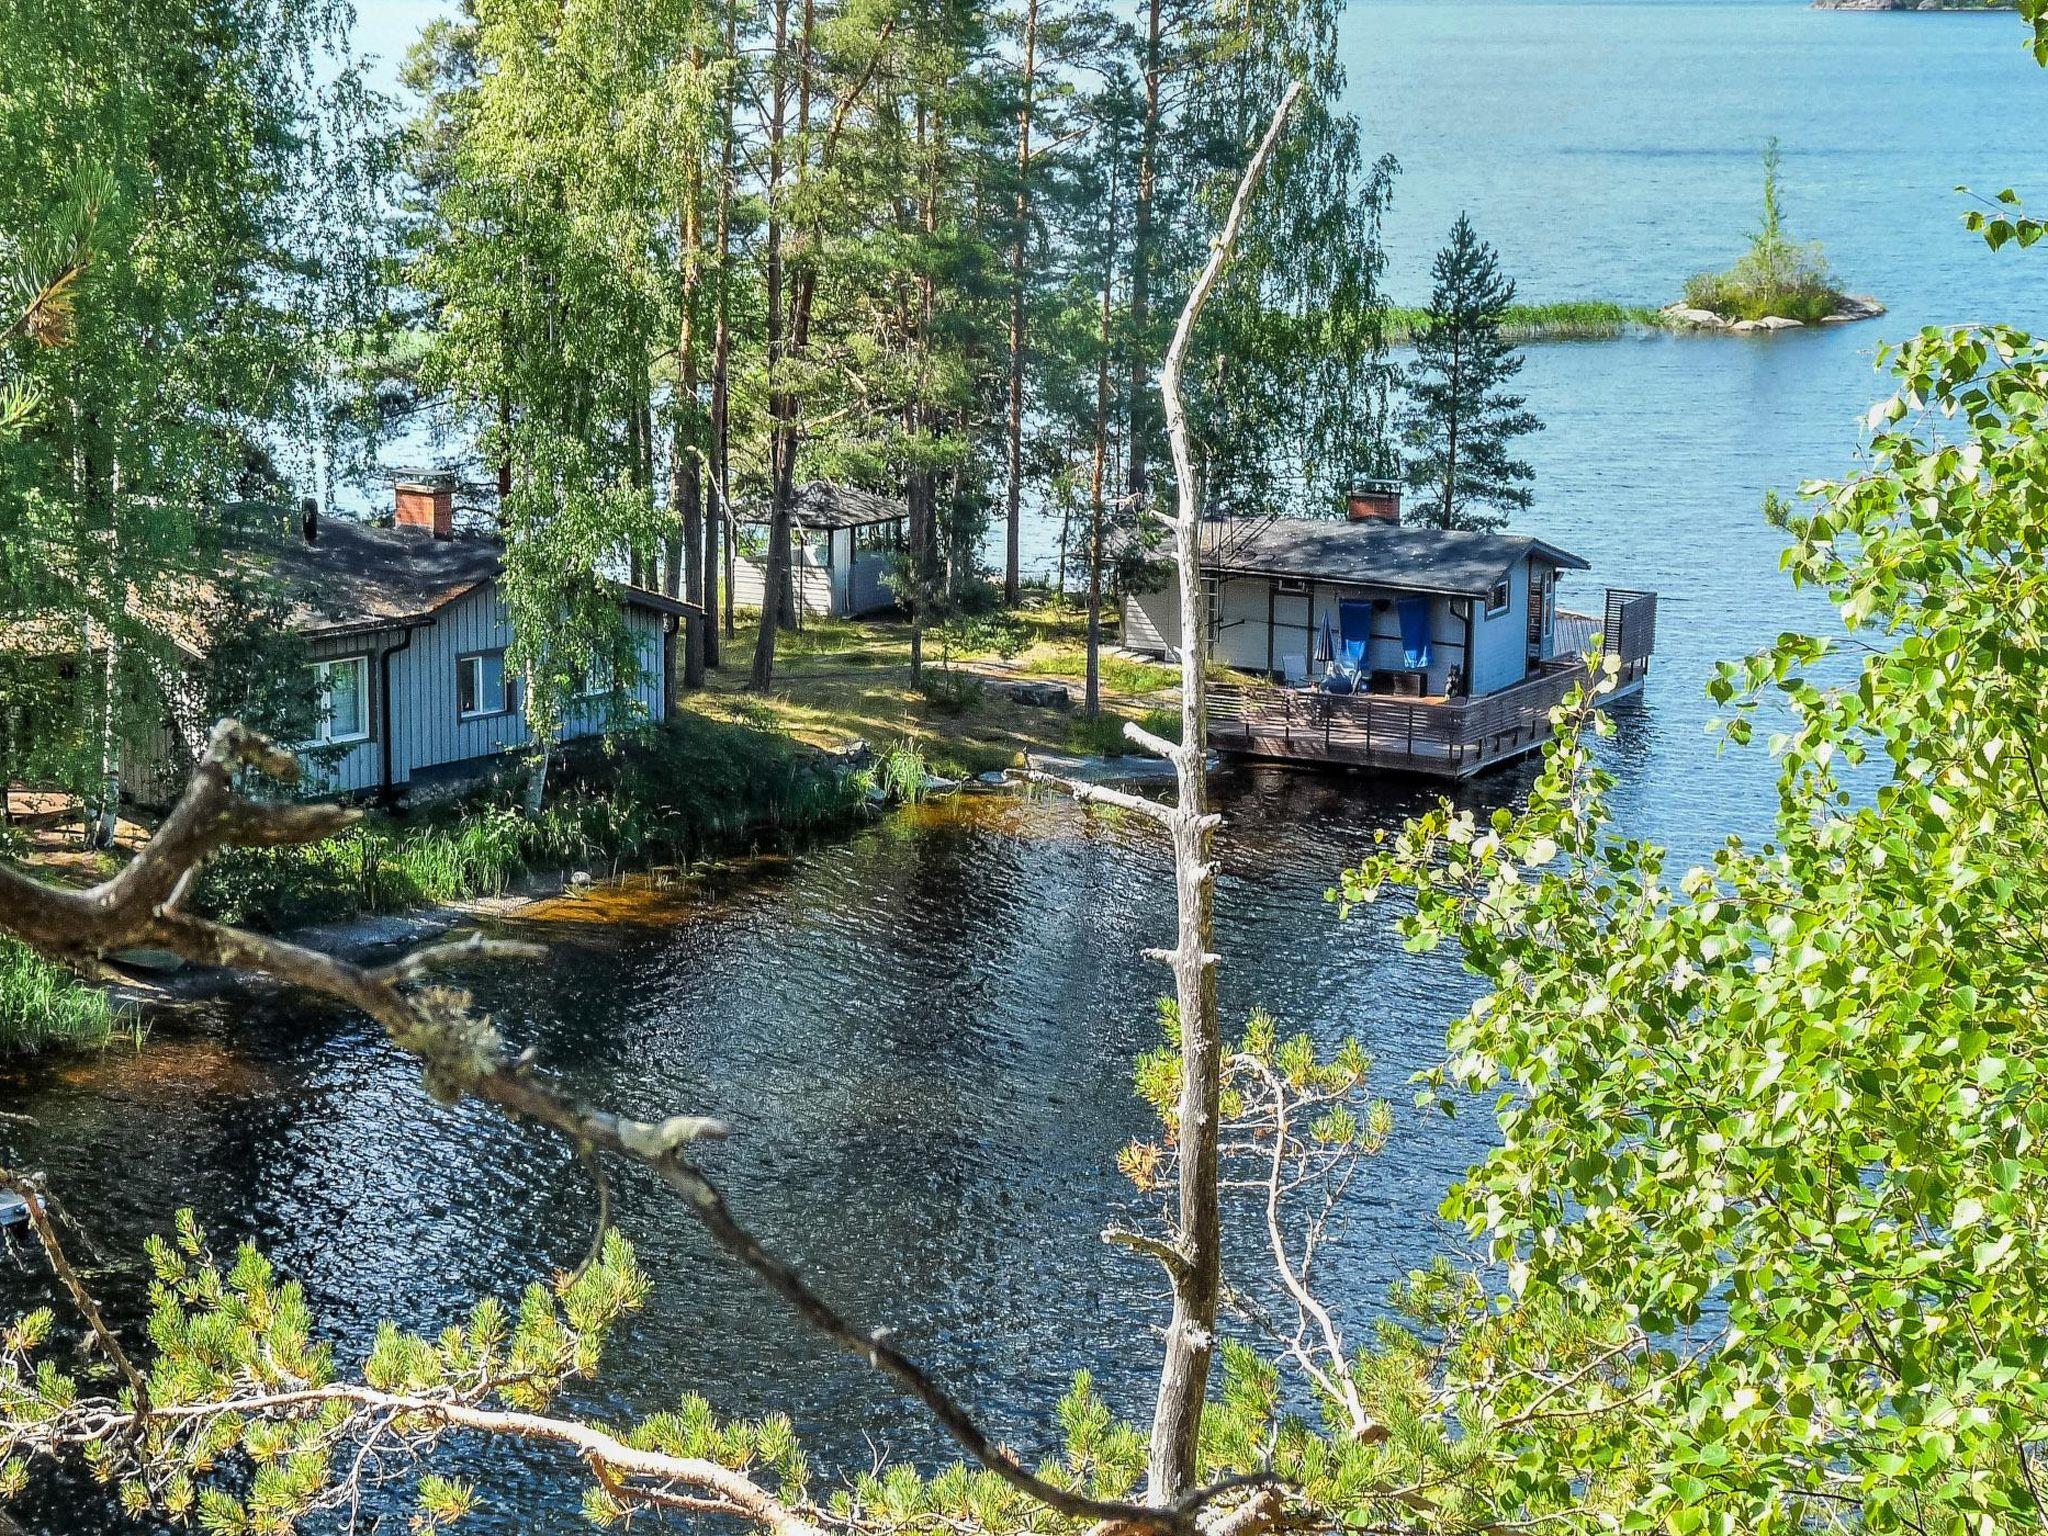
1664,305 -> 1731,330
1660,295 -> 1885,333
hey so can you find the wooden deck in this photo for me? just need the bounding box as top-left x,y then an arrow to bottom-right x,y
1207,588 -> 1655,779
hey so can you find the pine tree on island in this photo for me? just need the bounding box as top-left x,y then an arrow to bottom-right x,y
1401,214 -> 1541,532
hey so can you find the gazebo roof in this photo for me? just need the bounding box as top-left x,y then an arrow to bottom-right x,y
741,480 -> 906,531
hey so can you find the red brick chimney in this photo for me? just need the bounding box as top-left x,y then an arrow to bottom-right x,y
1346,482 -> 1402,523
395,478 -> 454,539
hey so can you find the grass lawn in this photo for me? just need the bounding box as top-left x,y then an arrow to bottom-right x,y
683,604 -> 1181,779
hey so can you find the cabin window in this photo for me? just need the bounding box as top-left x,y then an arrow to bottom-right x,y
577,654 -> 618,699
1274,578 -> 1308,596
308,656 -> 369,745
457,651 -> 512,719
1485,576 -> 1512,617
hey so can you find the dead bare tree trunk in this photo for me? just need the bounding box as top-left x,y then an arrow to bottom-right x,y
1125,0 -> 1163,516
1019,85 -> 1299,1506
1135,83 -> 1298,1502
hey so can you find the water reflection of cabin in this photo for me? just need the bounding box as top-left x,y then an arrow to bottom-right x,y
732,481 -> 907,619
1122,488 -> 1657,779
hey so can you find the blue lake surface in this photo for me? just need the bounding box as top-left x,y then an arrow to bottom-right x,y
10,4 -> 2048,1530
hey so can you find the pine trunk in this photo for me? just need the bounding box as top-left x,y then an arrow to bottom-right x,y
1126,0 -> 1163,512
1003,0 -> 1038,607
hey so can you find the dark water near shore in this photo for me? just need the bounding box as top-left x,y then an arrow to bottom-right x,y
12,1 -> 2048,1529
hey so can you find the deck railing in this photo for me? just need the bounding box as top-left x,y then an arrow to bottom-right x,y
1206,586 -> 1656,777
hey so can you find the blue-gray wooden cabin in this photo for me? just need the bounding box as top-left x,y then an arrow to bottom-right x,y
202,483 -> 695,800
1123,505 -> 1656,778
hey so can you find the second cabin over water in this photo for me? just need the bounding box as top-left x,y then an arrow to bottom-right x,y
1123,485 -> 1656,778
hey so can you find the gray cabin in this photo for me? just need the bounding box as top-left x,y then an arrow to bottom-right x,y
154,480 -> 696,801
732,481 -> 907,619
1123,494 -> 1656,777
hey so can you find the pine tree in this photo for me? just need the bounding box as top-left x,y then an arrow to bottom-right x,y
1401,214 -> 1539,532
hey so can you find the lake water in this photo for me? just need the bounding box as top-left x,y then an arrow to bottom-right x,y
10,3 -> 2048,1530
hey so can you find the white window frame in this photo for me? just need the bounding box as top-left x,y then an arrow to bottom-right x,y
457,650 -> 512,720
308,656 -> 371,746
1485,576 -> 1512,618
576,655 -> 617,701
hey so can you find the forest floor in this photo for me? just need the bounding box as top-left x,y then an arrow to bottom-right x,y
681,604 -> 1183,780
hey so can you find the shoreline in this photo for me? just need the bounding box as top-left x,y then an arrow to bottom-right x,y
64,749 -> 1195,1023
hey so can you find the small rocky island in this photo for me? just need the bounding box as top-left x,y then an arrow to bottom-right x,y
1666,138 -> 1882,334
1662,294 -> 1885,333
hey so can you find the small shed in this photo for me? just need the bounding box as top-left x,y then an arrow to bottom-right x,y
732,481 -> 907,619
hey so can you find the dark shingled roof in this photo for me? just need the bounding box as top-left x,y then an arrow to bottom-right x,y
1201,517 -> 1589,599
741,480 -> 906,531
258,519 -> 506,637
163,511 -> 695,649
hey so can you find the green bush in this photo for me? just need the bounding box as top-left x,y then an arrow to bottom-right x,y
0,937 -> 136,1055
1683,137 -> 1845,324
939,610 -> 1027,660
870,738 -> 933,804
918,668 -> 984,716
1682,260 -> 1840,324
196,716 -> 866,932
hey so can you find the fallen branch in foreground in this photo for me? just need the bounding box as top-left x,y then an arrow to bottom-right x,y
0,720 -> 1274,1535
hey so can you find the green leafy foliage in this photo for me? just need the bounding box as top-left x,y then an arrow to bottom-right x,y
3,1214 -> 648,1534
1964,187 -> 2048,252
1342,310 -> 2048,1530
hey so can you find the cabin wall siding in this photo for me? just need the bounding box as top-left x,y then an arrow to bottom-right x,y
1469,555 -> 1532,697
290,584 -> 672,795
560,604 -> 669,743
847,529 -> 897,613
1132,577 -> 1467,692
1212,578 -> 1273,674
396,584 -> 528,779
301,632 -> 390,795
1306,585 -> 1466,695
732,544 -> 836,617
735,524 -> 904,617
1122,587 -> 1176,656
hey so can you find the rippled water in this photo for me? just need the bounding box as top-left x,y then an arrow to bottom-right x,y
12,3 -> 2048,1529
0,782 -> 1517,1531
